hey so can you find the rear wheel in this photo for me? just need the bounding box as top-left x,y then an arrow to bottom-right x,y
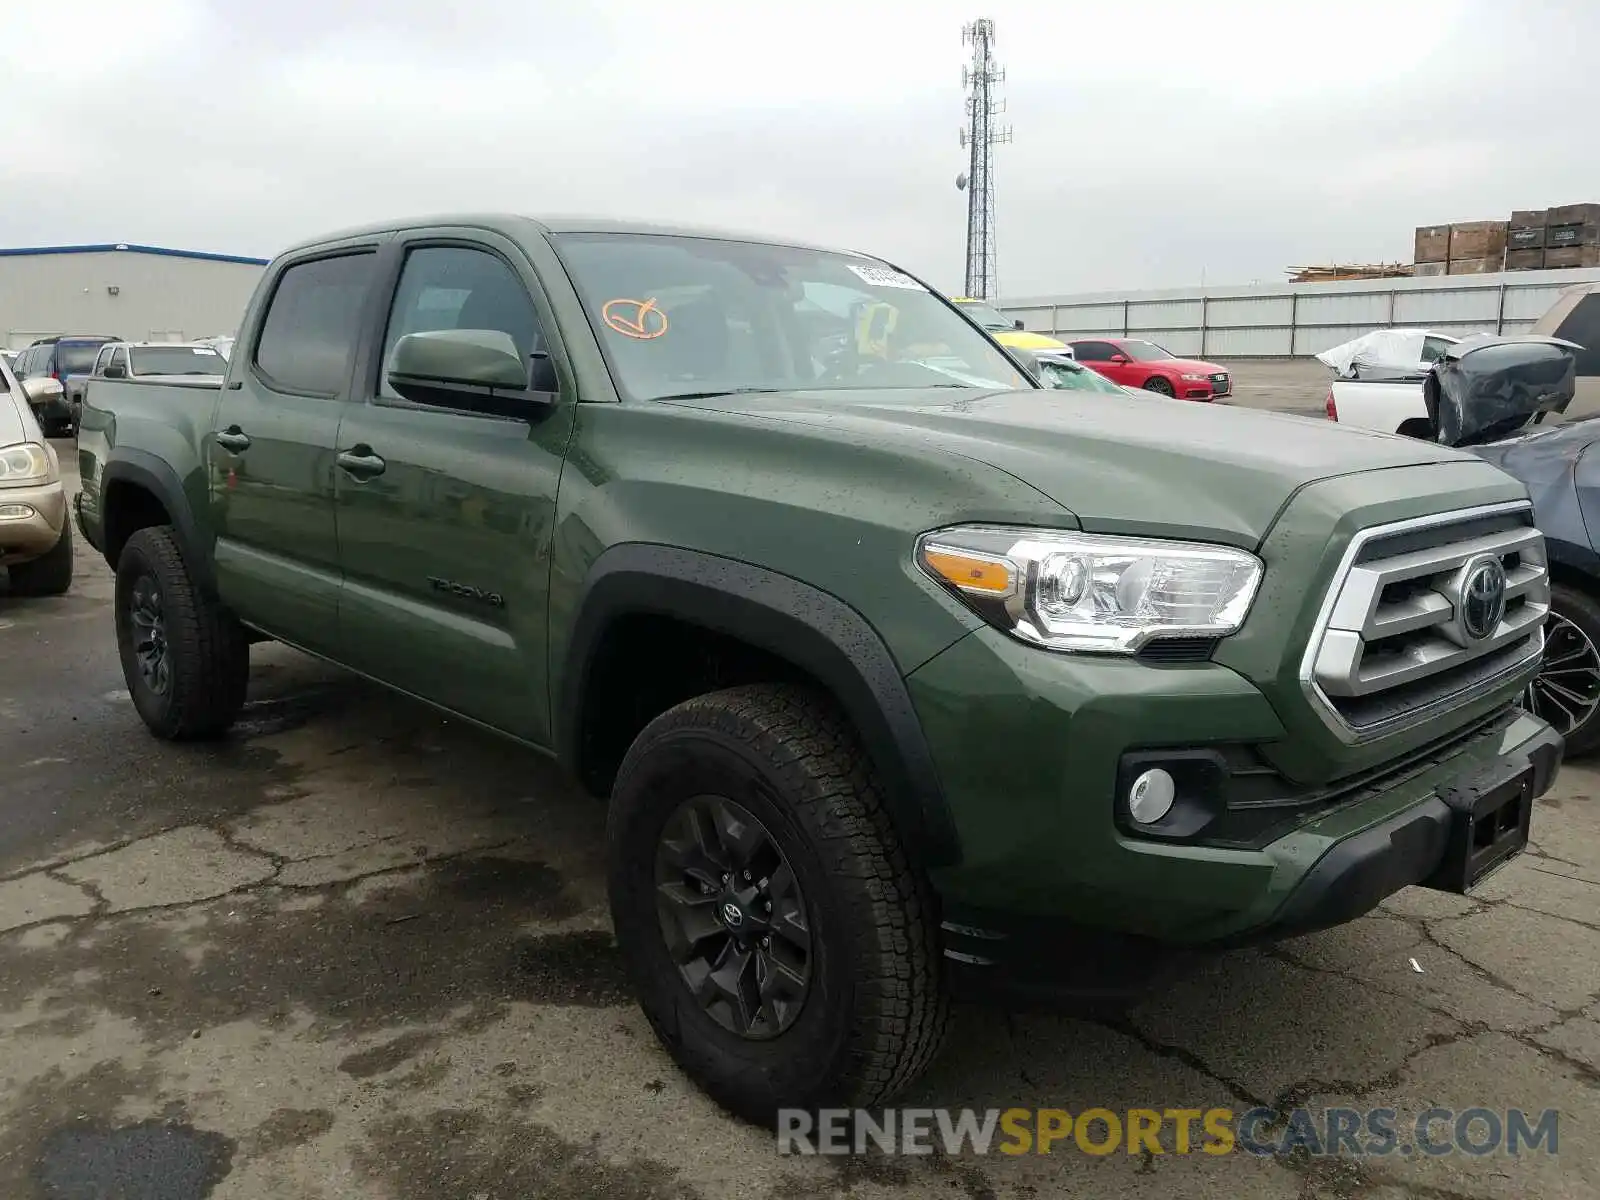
1525,582 -> 1600,755
6,520 -> 73,596
1142,376 -> 1176,397
114,526 -> 249,740
607,683 -> 949,1125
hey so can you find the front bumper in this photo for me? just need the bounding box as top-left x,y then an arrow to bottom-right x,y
906,626 -> 1558,995
1258,724 -> 1555,939
1176,373 -> 1227,400
0,479 -> 69,562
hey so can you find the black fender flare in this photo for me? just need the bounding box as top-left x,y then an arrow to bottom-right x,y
99,451 -> 214,592
557,543 -> 961,867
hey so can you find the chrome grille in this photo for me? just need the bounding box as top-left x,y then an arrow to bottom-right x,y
1300,502 -> 1547,743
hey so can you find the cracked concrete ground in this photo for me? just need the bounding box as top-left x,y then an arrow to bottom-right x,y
1,430 -> 1596,1200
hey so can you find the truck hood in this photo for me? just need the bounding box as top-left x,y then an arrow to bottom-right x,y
665,387 -> 1476,548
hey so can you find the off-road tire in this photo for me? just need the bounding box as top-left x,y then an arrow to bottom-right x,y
114,526 -> 249,740
6,520 -> 73,596
607,683 -> 950,1126
1142,376 -> 1176,397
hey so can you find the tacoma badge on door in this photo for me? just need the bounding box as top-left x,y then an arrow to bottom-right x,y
426,576 -> 505,607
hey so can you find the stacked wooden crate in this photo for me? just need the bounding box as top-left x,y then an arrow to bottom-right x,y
1414,208 -> 1600,273
1446,221 -> 1507,274
1544,203 -> 1600,269
1412,224 -> 1450,276
1412,221 -> 1508,275
1505,210 -> 1548,270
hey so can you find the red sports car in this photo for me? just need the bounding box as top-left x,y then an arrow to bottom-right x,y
1066,338 -> 1231,401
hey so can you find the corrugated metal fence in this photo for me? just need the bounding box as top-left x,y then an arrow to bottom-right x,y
998,266 -> 1600,359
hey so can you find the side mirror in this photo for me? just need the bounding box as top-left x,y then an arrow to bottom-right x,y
21,376 -> 64,403
1013,318 -> 1025,330
387,329 -> 554,414
1109,353 -> 1130,364
103,364 -> 127,379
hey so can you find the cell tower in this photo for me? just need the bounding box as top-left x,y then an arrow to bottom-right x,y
957,18 -> 1011,300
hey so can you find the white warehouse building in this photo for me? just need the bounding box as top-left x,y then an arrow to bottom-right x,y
0,243 -> 268,351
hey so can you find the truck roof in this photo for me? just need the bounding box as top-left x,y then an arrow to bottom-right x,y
283,214 -> 853,259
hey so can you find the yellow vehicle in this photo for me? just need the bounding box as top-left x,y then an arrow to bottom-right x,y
951,297 -> 1071,354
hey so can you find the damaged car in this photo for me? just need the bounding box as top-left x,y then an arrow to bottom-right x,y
1413,336 -> 1600,752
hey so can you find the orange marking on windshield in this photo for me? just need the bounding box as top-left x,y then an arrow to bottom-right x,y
603,298 -> 669,340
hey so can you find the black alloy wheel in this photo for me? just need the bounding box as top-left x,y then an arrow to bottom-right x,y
655,794 -> 811,1039
1526,600 -> 1600,754
127,573 -> 173,696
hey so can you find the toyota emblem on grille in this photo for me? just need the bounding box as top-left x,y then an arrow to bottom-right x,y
1459,556 -> 1508,641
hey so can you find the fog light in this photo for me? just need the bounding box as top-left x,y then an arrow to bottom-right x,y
0,504 -> 35,521
1128,768 -> 1176,825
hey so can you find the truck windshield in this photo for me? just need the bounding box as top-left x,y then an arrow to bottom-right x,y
130,346 -> 226,375
550,233 -> 1031,400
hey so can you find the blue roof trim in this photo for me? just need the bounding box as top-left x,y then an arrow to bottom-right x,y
0,243 -> 269,266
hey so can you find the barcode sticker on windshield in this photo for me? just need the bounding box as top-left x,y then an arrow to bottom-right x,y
847,263 -> 923,290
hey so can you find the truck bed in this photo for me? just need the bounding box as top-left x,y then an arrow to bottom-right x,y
1326,374 -> 1428,435
75,376 -> 224,556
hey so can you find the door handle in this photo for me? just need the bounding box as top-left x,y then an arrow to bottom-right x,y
336,448 -> 386,478
215,427 -> 251,453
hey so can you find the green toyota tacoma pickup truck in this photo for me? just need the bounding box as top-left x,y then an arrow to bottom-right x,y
75,215 -> 1560,1122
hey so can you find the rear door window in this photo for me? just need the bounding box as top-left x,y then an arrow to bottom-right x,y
254,252 -> 377,395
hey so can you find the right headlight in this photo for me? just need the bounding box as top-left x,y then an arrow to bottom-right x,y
0,442 -> 54,487
917,525 -> 1263,654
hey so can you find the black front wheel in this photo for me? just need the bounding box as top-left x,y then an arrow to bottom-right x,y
1526,582 -> 1600,755
114,526 -> 250,740
1142,376 -> 1176,397
608,684 -> 949,1125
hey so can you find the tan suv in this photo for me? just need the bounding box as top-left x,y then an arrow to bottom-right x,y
0,356 -> 72,595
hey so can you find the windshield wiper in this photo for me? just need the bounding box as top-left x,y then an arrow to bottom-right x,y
652,387 -> 788,402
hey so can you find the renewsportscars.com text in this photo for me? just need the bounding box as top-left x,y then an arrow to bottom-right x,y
777,1106 -> 1560,1158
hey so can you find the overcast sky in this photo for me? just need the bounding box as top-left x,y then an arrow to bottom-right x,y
3,1 -> 1594,297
